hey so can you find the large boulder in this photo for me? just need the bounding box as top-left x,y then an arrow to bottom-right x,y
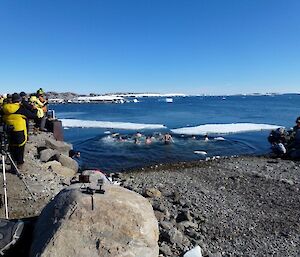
39,149 -> 58,162
44,138 -> 72,155
30,185 -> 159,257
57,153 -> 79,172
43,161 -> 77,178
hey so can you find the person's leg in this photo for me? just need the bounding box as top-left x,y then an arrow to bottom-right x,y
40,116 -> 47,131
8,145 -> 18,163
13,145 -> 25,166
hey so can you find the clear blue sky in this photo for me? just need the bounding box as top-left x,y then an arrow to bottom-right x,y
0,0 -> 299,95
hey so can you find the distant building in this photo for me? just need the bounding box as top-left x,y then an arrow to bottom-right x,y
72,95 -> 125,103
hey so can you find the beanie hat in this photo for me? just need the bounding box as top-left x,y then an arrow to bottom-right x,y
20,91 -> 27,97
12,93 -> 21,103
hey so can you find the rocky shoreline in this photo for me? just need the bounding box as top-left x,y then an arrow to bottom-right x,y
121,156 -> 300,256
0,133 -> 299,256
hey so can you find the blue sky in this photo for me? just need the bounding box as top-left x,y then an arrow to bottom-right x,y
0,0 -> 299,95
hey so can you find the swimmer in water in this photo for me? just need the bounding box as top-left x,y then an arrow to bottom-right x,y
204,134 -> 209,141
145,136 -> 152,144
164,133 -> 174,144
135,132 -> 142,138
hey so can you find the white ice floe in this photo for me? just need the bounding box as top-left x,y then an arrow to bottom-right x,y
171,123 -> 281,135
61,119 -> 166,130
194,150 -> 207,155
214,136 -> 225,140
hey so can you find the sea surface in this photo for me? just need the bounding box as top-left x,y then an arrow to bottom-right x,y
51,94 -> 300,172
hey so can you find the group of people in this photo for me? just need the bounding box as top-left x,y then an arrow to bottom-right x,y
0,88 -> 48,169
268,116 -> 300,159
110,132 -> 211,145
111,131 -> 174,145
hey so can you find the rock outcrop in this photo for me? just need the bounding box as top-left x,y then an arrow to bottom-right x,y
30,184 -> 159,257
44,138 -> 72,156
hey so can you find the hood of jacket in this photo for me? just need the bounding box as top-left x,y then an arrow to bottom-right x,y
2,103 -> 20,115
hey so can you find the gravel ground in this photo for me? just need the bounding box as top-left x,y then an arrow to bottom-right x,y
0,133 -> 67,219
121,156 -> 300,257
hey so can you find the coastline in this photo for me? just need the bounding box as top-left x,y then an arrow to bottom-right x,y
121,155 -> 300,256
1,133 -> 299,256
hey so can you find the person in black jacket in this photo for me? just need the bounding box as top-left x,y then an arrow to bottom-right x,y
286,117 -> 300,159
2,93 -> 37,169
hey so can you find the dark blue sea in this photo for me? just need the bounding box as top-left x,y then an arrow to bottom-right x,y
51,94 -> 300,172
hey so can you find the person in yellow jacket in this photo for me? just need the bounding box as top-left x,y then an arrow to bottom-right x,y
2,93 -> 36,168
29,89 -> 48,131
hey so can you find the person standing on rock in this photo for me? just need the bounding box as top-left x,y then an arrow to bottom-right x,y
30,89 -> 48,132
2,93 -> 37,170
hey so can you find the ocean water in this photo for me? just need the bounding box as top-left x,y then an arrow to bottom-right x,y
51,94 -> 300,172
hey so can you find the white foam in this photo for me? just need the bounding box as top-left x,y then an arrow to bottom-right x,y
171,123 -> 282,135
61,119 -> 166,130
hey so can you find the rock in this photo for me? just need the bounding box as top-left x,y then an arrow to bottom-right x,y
57,153 -> 79,172
168,227 -> 184,245
160,221 -> 174,230
280,179 -> 294,185
154,210 -> 166,222
43,160 -> 62,170
185,228 -> 198,239
144,188 -> 162,198
178,221 -> 198,231
39,149 -> 58,162
152,201 -> 166,212
45,138 -> 72,155
55,166 -> 77,178
30,185 -> 159,257
208,252 -> 222,257
159,242 -> 173,256
44,161 -> 76,178
176,210 -> 192,222
81,170 -> 111,186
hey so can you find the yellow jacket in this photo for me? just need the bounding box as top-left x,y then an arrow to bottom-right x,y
2,103 -> 27,146
30,95 -> 44,118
